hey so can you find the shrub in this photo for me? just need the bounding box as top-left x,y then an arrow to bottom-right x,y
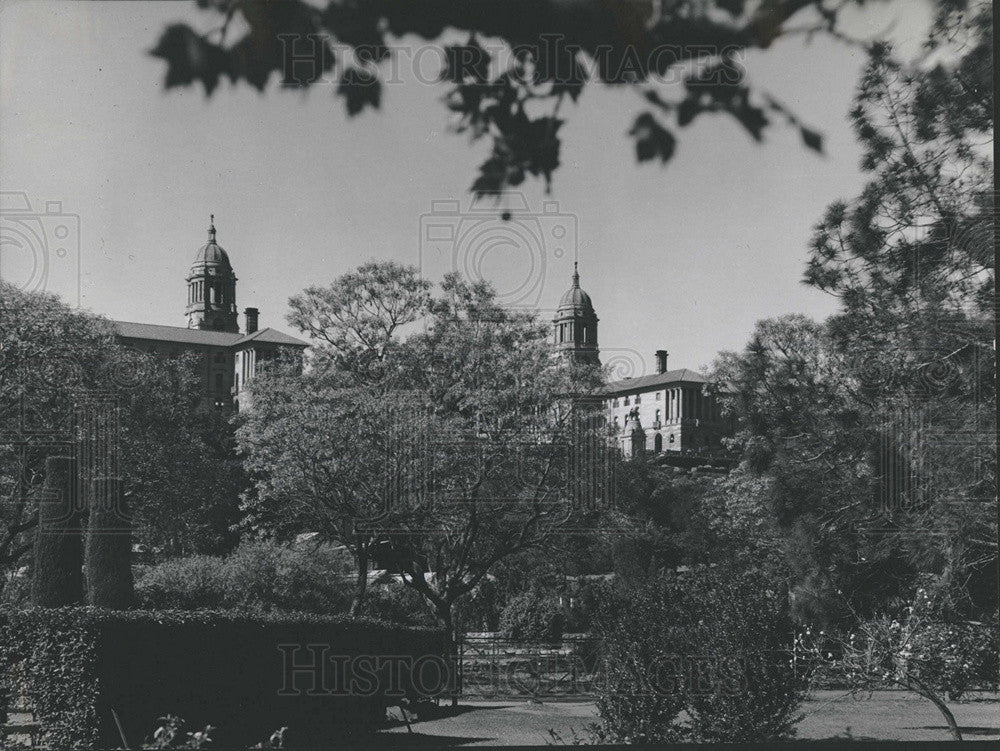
0,607 -> 448,749
135,541 -> 354,614
590,565 -> 807,744
499,589 -> 565,643
360,584 -> 438,628
135,555 -> 227,610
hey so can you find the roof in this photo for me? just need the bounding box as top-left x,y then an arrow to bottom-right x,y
191,216 -> 232,268
234,327 -> 309,348
192,241 -> 232,267
555,263 -> 595,316
114,321 -> 308,349
601,368 -> 709,395
115,320 -> 242,347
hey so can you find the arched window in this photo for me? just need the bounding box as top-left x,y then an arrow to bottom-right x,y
654,433 -> 663,452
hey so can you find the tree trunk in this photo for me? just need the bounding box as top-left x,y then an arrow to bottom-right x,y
436,602 -> 459,707
349,545 -> 369,616
910,679 -> 962,741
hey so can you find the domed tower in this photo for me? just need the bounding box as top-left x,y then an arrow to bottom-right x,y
186,215 -> 239,332
552,262 -> 599,365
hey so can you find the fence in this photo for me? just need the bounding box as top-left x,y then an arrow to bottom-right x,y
456,634 -> 600,698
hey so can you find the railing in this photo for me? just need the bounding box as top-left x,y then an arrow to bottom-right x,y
456,634 -> 600,698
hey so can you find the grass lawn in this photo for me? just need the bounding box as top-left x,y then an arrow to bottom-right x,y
378,691 -> 1000,746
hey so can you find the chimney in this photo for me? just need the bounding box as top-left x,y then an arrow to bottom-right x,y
655,350 -> 668,374
245,307 -> 259,334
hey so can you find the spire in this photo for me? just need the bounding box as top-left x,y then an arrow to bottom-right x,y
208,214 -> 216,243
572,261 -> 580,288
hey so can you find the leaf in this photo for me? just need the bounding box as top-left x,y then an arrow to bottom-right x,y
801,126 -> 824,153
628,112 -> 676,164
149,24 -> 231,95
442,37 -> 491,84
338,67 -> 382,115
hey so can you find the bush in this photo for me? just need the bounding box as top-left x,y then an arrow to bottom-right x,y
360,584 -> 438,628
135,541 -> 354,614
0,607 -> 448,749
499,589 -> 565,643
591,565 -> 807,743
135,555 -> 227,610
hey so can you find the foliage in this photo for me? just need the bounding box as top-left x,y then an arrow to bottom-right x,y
360,583 -> 438,628
135,541 -> 355,614
0,607 -> 447,749
499,589 -> 565,643
146,0 -> 848,194
142,715 -> 215,749
713,1 -> 995,626
142,716 -> 287,749
591,565 -> 807,743
239,262 -> 432,615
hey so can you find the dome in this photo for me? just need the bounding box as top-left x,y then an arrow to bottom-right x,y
556,263 -> 595,314
191,216 -> 232,268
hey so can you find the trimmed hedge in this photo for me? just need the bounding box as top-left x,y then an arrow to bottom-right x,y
0,607 -> 449,749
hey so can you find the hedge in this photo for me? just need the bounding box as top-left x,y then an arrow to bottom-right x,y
0,607 -> 449,749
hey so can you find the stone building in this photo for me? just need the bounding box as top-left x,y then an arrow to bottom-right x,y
601,358 -> 731,456
114,216 -> 307,409
552,267 -> 731,455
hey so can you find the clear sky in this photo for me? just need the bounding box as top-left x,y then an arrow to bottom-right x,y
0,0 -> 932,376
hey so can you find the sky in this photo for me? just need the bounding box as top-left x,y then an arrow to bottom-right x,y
0,0 -> 933,376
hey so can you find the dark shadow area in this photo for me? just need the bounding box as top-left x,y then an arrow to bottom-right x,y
363,731 -> 494,748
912,725 -> 1000,736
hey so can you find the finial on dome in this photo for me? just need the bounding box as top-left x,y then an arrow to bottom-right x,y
572,261 -> 580,287
208,214 -> 216,243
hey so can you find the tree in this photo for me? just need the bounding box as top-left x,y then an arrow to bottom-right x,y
286,260 -> 432,384
795,582 -> 999,741
236,372 -> 409,615
374,273 -> 604,637
238,261 -> 433,614
144,0 -> 864,194
802,0 -> 995,616
241,264 -> 606,631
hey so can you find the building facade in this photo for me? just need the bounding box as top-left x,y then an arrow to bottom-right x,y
552,268 -> 731,456
115,216 -> 308,409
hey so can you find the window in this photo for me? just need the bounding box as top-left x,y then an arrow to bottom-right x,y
214,353 -> 226,363
656,391 -> 661,400
624,396 -> 630,406
635,394 -> 641,404
215,373 -> 224,393
655,409 -> 661,423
